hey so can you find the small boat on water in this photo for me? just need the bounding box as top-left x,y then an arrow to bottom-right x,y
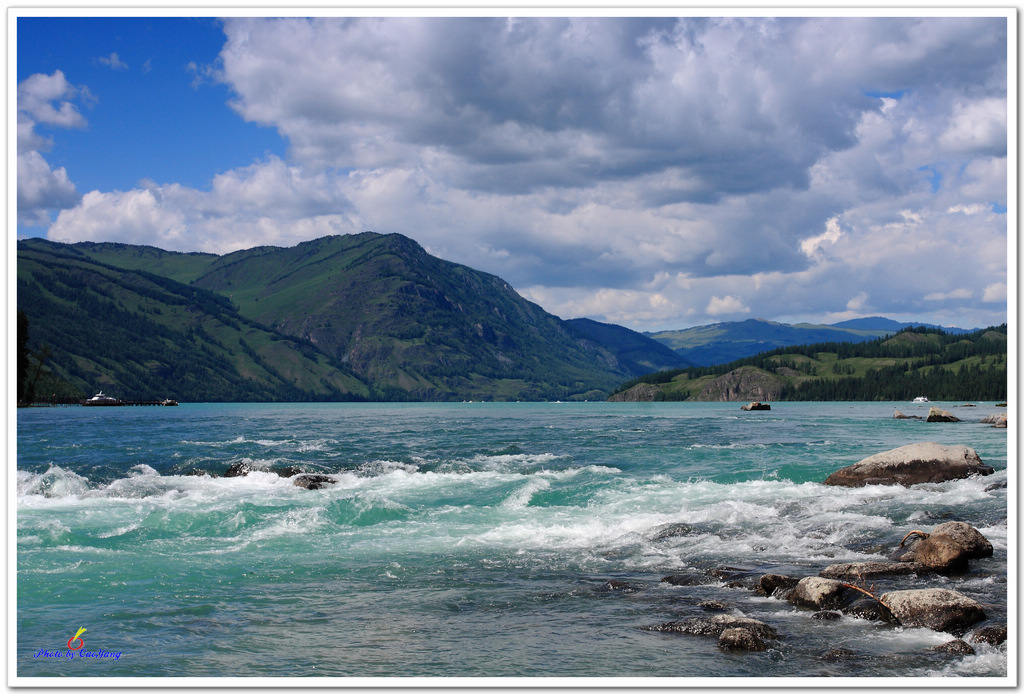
913,396 -> 930,403
82,391 -> 123,406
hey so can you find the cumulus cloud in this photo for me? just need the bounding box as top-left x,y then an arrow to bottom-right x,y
39,16 -> 1009,330
17,70 -> 90,225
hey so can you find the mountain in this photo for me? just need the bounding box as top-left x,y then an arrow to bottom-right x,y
611,325 -> 1008,402
647,317 -> 976,366
564,318 -> 695,374
17,239 -> 370,402
828,317 -> 972,334
17,234 -> 676,402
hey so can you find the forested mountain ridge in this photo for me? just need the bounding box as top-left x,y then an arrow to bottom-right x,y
610,325 -> 1008,402
17,234 -> 679,402
647,317 -> 975,366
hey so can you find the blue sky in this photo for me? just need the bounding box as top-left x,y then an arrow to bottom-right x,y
15,13 -> 1011,331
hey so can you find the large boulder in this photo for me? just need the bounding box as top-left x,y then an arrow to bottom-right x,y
879,589 -> 986,635
927,407 -> 960,423
788,577 -> 847,610
930,521 -> 994,559
823,442 -> 994,487
912,535 -> 969,574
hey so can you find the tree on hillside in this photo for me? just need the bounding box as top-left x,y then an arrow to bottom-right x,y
17,311 -> 53,405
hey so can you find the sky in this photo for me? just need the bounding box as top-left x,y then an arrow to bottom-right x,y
14,13 -> 1012,332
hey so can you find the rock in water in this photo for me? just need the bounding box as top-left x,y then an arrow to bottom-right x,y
740,401 -> 771,411
819,561 -> 926,580
293,474 -> 336,490
926,407 -> 960,423
930,521 -> 994,559
788,577 -> 847,610
225,461 -> 254,477
880,589 -> 986,635
718,627 -> 767,652
931,639 -> 976,655
913,535 -> 969,574
970,625 -> 1008,645
823,442 -> 994,487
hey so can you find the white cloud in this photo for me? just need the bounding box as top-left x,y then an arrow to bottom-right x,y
33,17 -> 1009,331
800,217 -> 843,258
846,292 -> 870,312
16,71 -> 89,225
982,283 -> 1007,303
706,295 -> 750,317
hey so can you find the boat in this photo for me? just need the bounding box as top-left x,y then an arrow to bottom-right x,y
81,391 -> 123,406
913,396 -> 930,403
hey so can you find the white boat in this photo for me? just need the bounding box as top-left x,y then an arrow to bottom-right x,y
82,391 -> 122,406
913,396 -> 930,403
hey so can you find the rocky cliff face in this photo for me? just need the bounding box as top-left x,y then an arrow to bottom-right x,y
607,383 -> 663,402
698,366 -> 784,402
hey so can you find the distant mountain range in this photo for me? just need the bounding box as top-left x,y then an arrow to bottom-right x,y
17,234 -> 686,402
646,318 -> 974,366
16,232 -> 982,402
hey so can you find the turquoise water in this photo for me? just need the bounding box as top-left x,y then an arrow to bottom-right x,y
16,401 -> 1009,682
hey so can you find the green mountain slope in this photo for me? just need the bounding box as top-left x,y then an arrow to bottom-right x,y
186,233 -> 634,400
611,326 -> 1008,402
19,233 -> 674,402
17,240 -> 370,402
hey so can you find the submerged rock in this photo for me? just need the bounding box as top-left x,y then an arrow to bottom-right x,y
930,639 -> 976,655
970,625 -> 1008,645
880,588 -> 986,635
893,410 -> 922,420
644,613 -> 779,641
823,442 -> 994,487
224,461 -> 255,477
602,580 -> 645,593
292,474 -> 336,490
649,522 -> 700,541
661,572 -> 707,587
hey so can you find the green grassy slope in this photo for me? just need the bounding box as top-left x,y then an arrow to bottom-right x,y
17,241 -> 370,402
